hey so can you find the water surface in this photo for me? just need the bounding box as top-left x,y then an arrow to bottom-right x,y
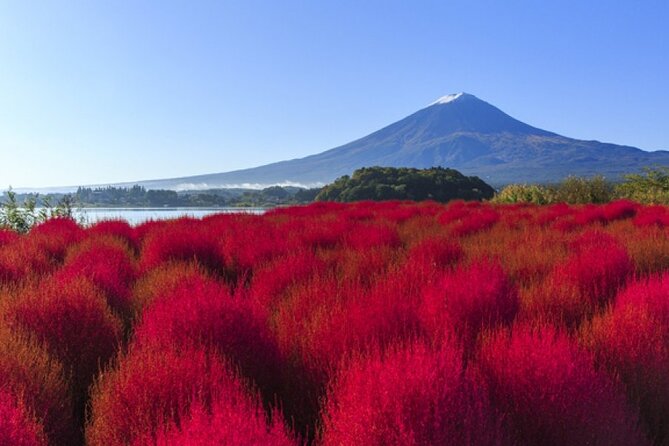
76,207 -> 265,225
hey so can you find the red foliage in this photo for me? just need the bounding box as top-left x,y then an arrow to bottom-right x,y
404,236 -> 463,272
250,250 -> 327,309
0,238 -> 53,283
133,277 -> 283,401
603,199 -> 639,221
138,218 -> 226,273
321,341 -> 503,446
87,219 -> 138,250
58,236 -> 137,317
527,231 -> 633,325
586,274 -> 669,444
86,345 -> 288,446
4,201 -> 669,444
133,394 -> 296,446
634,205 -> 669,228
0,228 -> 19,247
0,389 -> 47,446
343,222 -> 401,250
28,218 -> 84,263
478,325 -> 647,446
2,275 -> 122,396
0,327 -> 74,445
420,259 -> 518,352
131,261 -> 214,316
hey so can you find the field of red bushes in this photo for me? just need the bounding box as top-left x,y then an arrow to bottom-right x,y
2,199 -> 669,445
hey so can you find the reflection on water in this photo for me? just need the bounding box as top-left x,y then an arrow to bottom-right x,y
76,207 -> 266,225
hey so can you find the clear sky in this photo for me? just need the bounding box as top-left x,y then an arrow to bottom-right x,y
0,1 -> 667,188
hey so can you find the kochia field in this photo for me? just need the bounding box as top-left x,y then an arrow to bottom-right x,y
2,200 -> 669,446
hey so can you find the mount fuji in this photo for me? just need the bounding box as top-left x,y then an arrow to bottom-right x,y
129,93 -> 669,189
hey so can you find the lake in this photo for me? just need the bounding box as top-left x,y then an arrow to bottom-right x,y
76,207 -> 266,225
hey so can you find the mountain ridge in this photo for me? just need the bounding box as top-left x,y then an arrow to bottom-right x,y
23,93 -> 669,192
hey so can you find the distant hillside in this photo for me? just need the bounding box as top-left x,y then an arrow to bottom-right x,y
122,93 -> 668,189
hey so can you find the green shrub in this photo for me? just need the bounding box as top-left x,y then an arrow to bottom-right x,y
0,188 -> 78,233
552,175 -> 613,204
615,166 -> 669,204
492,184 -> 554,205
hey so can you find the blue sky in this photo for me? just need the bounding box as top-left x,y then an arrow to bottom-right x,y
0,1 -> 667,188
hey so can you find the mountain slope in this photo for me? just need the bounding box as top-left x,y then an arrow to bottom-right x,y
132,93 -> 669,189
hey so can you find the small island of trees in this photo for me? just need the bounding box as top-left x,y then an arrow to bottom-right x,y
315,166 -> 495,203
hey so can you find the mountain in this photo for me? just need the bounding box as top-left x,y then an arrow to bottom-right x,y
122,93 -> 669,189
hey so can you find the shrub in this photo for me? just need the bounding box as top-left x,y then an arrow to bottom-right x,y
0,228 -> 19,247
28,218 -> 84,263
87,219 -> 138,251
87,345 -> 280,446
602,199 -> 639,221
130,261 -> 213,317
585,274 -> 669,445
525,231 -> 633,326
615,166 -> 669,204
59,236 -> 137,317
2,275 -> 122,398
404,236 -> 463,273
132,394 -> 296,446
343,222 -> 400,250
420,259 -> 518,353
0,389 -> 47,446
138,221 -> 225,273
321,341 -> 503,446
133,277 -> 283,402
493,183 -> 553,204
451,207 -> 500,237
249,250 -> 327,309
478,325 -> 646,446
0,326 -> 74,445
0,237 -> 54,283
552,175 -> 613,204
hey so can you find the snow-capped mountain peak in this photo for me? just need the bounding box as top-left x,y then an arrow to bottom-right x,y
430,92 -> 465,106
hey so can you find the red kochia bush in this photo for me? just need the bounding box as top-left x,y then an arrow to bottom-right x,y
2,275 -> 122,396
0,238 -> 53,283
603,200 -> 638,221
131,261 -> 214,317
250,250 -> 327,309
478,325 -> 647,446
132,392 -> 296,446
139,220 -> 226,273
404,236 -> 463,272
0,327 -> 74,445
448,207 -> 500,237
0,228 -> 19,247
531,231 -> 633,325
343,222 -> 400,250
586,274 -> 669,445
321,341 -> 503,446
564,232 -> 633,302
28,218 -> 84,263
633,205 -> 669,228
133,277 -> 283,400
420,260 -> 518,352
0,389 -> 47,446
87,345 -> 290,446
87,219 -> 138,251
59,236 -> 137,317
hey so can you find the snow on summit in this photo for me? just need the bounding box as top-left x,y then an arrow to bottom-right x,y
430,93 -> 465,106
